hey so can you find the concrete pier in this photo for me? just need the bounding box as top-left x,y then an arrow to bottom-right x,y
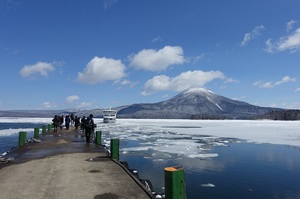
0,127 -> 153,199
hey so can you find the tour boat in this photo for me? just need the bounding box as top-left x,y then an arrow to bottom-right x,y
103,108 -> 117,123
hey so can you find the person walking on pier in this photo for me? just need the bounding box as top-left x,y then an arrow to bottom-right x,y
60,115 -> 64,130
65,115 -> 71,130
81,116 -> 86,133
74,116 -> 80,129
84,114 -> 95,143
52,115 -> 60,132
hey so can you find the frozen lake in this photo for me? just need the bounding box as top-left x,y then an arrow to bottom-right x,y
1,118 -> 300,198
97,119 -> 300,198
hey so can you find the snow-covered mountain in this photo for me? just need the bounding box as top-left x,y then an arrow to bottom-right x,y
117,88 -> 281,119
0,88 -> 282,119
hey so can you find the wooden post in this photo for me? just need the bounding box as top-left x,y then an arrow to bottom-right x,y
164,166 -> 186,199
19,131 -> 27,147
42,125 -> 47,133
110,138 -> 119,161
47,124 -> 51,131
96,131 -> 102,145
34,127 -> 39,138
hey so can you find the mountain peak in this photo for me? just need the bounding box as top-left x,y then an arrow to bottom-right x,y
116,86 -> 280,119
182,87 -> 214,95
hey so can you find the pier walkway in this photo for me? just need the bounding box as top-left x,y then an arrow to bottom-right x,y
0,127 -> 153,199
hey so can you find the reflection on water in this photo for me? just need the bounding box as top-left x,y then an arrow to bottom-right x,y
96,120 -> 300,198
102,130 -> 300,199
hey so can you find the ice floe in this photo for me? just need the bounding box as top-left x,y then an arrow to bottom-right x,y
1,118 -> 300,160
201,183 -> 216,188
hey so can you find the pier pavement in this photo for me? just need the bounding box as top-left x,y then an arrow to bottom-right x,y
0,127 -> 153,199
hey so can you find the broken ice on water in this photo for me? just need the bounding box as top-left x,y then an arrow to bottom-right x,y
1,118 -> 300,161
97,120 -> 240,161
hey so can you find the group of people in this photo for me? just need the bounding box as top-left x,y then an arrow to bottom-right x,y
52,114 -> 95,143
52,115 -> 64,132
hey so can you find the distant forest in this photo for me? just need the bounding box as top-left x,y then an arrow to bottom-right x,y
190,110 -> 300,120
256,109 -> 300,120
190,114 -> 229,120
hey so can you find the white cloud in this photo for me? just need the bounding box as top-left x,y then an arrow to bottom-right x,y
253,76 -> 296,88
5,0 -> 22,7
141,70 -> 225,95
77,56 -> 126,84
275,102 -> 300,109
224,78 -> 239,84
232,96 -> 246,101
65,95 -> 79,104
264,38 -> 274,53
104,0 -> 117,9
295,88 -> 300,92
276,76 -> 297,85
129,46 -> 185,72
265,27 -> 300,53
42,102 -> 56,109
240,25 -> 265,47
20,61 -> 57,78
152,35 -> 162,43
0,44 -> 19,55
120,79 -> 131,85
286,20 -> 297,32
76,102 -> 92,109
277,28 -> 300,52
119,79 -> 138,88
186,53 -> 205,64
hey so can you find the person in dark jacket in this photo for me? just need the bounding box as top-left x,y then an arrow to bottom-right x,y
74,116 -> 80,129
65,115 -> 71,130
60,115 -> 64,130
81,116 -> 86,133
85,114 -> 95,143
52,115 -> 59,132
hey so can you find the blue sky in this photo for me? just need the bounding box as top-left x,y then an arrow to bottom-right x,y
0,0 -> 300,110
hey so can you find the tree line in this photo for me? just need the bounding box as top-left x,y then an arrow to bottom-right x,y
255,109 -> 300,120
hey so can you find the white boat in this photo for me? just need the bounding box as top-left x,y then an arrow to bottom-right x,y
103,108 -> 117,123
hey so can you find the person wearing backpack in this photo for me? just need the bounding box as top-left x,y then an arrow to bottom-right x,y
80,116 -> 86,133
85,114 -> 95,143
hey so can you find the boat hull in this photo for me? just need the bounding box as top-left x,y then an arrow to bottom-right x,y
103,117 -> 116,123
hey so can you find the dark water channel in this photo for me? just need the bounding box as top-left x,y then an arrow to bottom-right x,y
119,140 -> 300,199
